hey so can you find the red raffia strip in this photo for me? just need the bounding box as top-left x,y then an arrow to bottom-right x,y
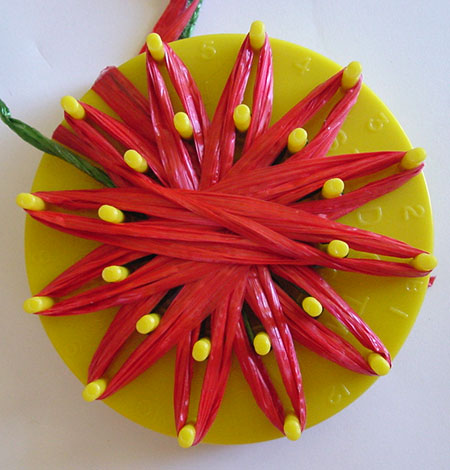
164,43 -> 210,164
221,70 -> 344,178
193,273 -> 248,444
168,190 -> 421,258
174,326 -> 200,432
246,267 -> 306,429
295,165 -> 424,219
30,190 -> 427,275
130,189 -> 425,277
243,35 -> 273,152
33,256 -> 213,317
273,265 -> 391,362
81,103 -> 168,185
200,35 -> 254,188
289,78 -> 362,163
215,150 -> 405,200
158,36 -> 211,429
32,162 -> 419,235
92,67 -> 156,141
88,293 -> 166,381
53,125 -> 129,188
271,153 -> 406,205
146,49 -> 199,189
39,245 -> 142,297
233,315 -> 285,432
276,287 -> 373,375
101,265 -> 247,398
28,210 -> 332,267
140,0 -> 201,47
63,113 -> 152,189
33,188 -> 423,259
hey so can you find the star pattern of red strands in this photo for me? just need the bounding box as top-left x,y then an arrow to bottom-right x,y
23,27 -> 433,445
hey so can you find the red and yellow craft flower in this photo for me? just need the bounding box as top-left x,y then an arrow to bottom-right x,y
14,15 -> 435,447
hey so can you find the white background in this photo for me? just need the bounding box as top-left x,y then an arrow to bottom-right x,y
1,1 -> 449,469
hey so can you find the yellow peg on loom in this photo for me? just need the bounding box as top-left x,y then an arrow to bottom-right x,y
82,378 -> 107,402
147,33 -> 165,61
102,266 -> 130,283
287,128 -> 308,154
249,20 -> 266,50
124,149 -> 149,173
61,95 -> 86,119
327,240 -> 350,258
253,332 -> 271,356
136,313 -> 161,334
192,337 -> 211,361
400,148 -> 427,170
341,61 -> 362,90
98,205 -> 125,224
16,193 -> 45,211
302,297 -> 323,318
233,104 -> 251,133
368,353 -> 391,376
284,414 -> 301,441
23,296 -> 54,314
410,253 -> 437,271
321,178 -> 344,199
178,423 -> 196,448
173,112 -> 194,139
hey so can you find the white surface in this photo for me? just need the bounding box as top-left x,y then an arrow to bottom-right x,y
1,1 -> 449,469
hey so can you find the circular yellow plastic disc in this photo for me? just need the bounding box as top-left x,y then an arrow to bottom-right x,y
25,34 -> 433,444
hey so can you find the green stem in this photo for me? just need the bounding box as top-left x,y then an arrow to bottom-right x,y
0,99 -> 114,188
179,0 -> 203,39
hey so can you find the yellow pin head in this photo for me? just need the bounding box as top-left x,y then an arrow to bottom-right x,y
146,33 -> 165,61
102,265 -> 130,283
284,414 -> 301,441
302,297 -> 323,317
400,147 -> 427,170
16,193 -> 46,211
61,95 -> 86,120
124,149 -> 148,173
136,313 -> 161,334
192,338 -> 211,362
233,104 -> 251,133
23,296 -> 54,314
327,240 -> 349,258
178,423 -> 196,448
249,20 -> 266,50
410,253 -> 437,271
173,112 -> 194,139
341,61 -> 362,90
253,332 -> 271,356
322,178 -> 345,199
287,128 -> 308,153
98,205 -> 125,224
82,378 -> 107,402
368,353 -> 391,376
